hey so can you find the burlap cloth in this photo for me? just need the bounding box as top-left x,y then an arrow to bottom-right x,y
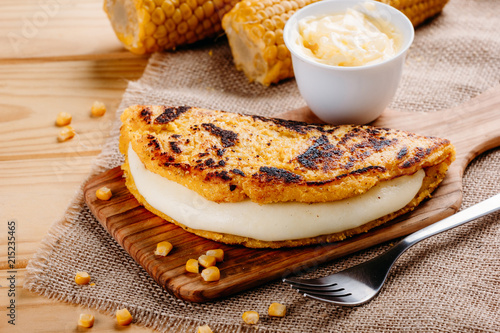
25,0 -> 500,331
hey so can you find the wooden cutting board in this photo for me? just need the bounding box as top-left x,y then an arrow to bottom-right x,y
83,85 -> 500,303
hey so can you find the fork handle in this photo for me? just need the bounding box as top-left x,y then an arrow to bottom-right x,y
390,193 -> 500,258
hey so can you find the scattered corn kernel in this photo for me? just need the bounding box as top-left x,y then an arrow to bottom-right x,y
116,308 -> 133,326
186,258 -> 199,273
55,112 -> 72,126
154,241 -> 173,256
90,283 -> 96,286
201,266 -> 220,282
57,125 -> 75,142
206,249 -> 224,262
78,313 -> 95,328
197,325 -> 213,333
198,254 -> 216,268
90,101 -> 107,117
96,186 -> 112,200
75,271 -> 91,285
268,302 -> 286,317
242,310 -> 259,324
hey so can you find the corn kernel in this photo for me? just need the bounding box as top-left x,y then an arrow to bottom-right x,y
139,8 -> 151,23
277,44 -> 289,60
206,249 -> 224,262
186,259 -> 199,273
180,3 -> 192,20
201,266 -> 220,282
144,36 -> 157,52
198,254 -> 216,268
157,37 -> 169,46
153,25 -> 167,38
165,18 -> 176,32
197,325 -> 213,333
78,313 -> 95,328
116,308 -> 133,326
194,6 -> 205,20
273,4 -> 284,15
186,31 -> 197,43
213,0 -> 223,9
177,21 -> 189,34
203,1 -> 215,17
145,21 -> 157,36
96,186 -> 112,201
152,7 -> 166,24
272,16 -> 284,29
250,25 -> 265,39
75,271 -> 91,285
143,0 -> 156,13
155,241 -> 173,256
262,30 -> 276,46
262,18 -> 275,31
172,8 -> 182,24
242,310 -> 259,324
90,101 -> 106,117
202,18 -> 212,30
55,112 -> 72,126
268,302 -> 286,317
187,0 -> 198,10
162,2 -> 175,17
169,31 -> 179,43
57,125 -> 75,142
187,15 -> 199,30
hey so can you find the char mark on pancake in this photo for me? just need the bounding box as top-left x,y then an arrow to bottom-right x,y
297,135 -> 343,171
250,115 -> 340,135
231,168 -> 245,177
146,134 -> 161,150
397,146 -> 408,159
140,107 -> 152,124
169,141 -> 182,153
206,170 -> 232,181
154,106 -> 191,124
251,115 -> 310,134
400,146 -> 436,168
201,123 -> 239,147
255,166 -> 303,183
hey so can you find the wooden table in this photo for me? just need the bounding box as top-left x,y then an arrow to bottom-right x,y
0,0 -> 153,331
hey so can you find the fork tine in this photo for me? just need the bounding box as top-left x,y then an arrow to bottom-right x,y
297,288 -> 351,297
290,284 -> 343,293
282,276 -> 337,287
303,293 -> 363,306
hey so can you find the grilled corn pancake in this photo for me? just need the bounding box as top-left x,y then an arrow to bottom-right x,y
119,105 -> 455,248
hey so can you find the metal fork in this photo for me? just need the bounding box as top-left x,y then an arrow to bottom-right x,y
283,193 -> 500,306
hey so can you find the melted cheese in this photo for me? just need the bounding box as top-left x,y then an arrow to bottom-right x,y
296,7 -> 401,67
128,144 -> 424,241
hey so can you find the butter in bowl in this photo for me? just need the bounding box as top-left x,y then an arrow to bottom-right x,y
284,0 -> 414,124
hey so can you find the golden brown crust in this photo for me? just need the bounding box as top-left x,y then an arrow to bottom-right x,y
120,105 -> 456,204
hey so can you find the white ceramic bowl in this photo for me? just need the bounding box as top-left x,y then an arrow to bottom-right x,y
284,0 -> 414,124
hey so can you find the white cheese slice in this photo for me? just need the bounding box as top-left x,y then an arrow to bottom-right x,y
128,144 -> 424,241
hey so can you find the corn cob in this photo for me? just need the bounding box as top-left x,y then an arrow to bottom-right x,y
104,0 -> 240,54
222,0 -> 450,86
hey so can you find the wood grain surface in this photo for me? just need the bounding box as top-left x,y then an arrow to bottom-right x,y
84,85 -> 500,303
0,1 -> 152,331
